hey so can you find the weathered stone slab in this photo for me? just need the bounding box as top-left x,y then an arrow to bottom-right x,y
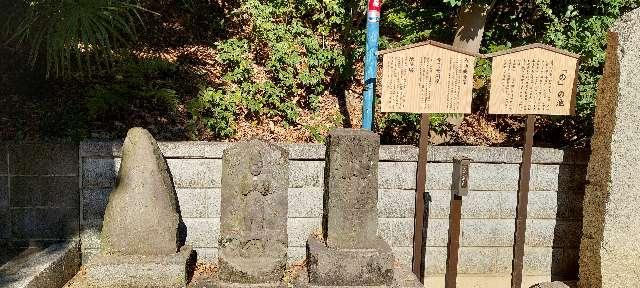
218,140 -> 289,284
83,246 -> 193,288
0,241 -> 80,288
579,8 -> 640,288
324,128 -> 380,249
306,237 -> 394,286
100,127 -> 181,255
8,143 -> 78,176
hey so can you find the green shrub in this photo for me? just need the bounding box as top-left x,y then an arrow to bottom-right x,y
188,86 -> 238,138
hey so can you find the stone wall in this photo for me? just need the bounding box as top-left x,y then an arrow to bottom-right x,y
0,143 -> 79,246
79,141 -> 587,286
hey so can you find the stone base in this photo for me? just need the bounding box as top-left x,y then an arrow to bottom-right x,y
82,245 -> 194,288
188,279 -> 286,288
217,255 -> 286,284
530,281 -> 577,288
294,258 -> 422,287
306,237 -> 394,286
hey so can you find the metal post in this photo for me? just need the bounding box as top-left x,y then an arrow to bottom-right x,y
445,194 -> 462,288
412,113 -> 430,281
511,115 -> 535,288
362,0 -> 381,130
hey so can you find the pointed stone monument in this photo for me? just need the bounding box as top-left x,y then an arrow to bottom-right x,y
83,128 -> 193,288
579,8 -> 640,288
216,140 -> 289,286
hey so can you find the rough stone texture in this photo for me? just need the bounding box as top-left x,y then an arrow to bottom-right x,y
100,128 -> 182,255
78,140 -> 588,281
8,143 -> 78,176
218,140 -> 289,284
0,241 -> 80,288
10,176 -> 78,207
11,208 -> 78,240
82,246 -> 193,288
579,8 -> 640,288
530,281 -> 577,288
306,237 -> 394,286
324,128 -> 380,249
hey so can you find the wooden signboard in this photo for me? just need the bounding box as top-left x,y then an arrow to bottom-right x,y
379,41 -> 479,114
487,44 -> 580,115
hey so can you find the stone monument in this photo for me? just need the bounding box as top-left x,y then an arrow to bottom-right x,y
578,8 -> 640,288
305,128 -> 395,286
81,127 -> 193,287
217,140 -> 289,286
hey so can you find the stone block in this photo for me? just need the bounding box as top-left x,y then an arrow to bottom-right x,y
289,161 -> 324,188
377,189 -> 415,218
167,158 -> 221,188
282,143 -> 325,160
8,143 -> 78,176
378,218 -> 413,247
392,246 -> 413,267
496,247 -> 578,277
461,219 -> 514,247
81,248 -> 99,264
469,163 -> 519,191
10,176 -> 78,208
79,141 -> 122,158
0,176 -> 8,207
158,141 -> 229,158
378,145 -> 419,162
425,219 -> 449,247
81,188 -> 110,221
80,221 -> 102,249
288,218 -> 321,247
0,208 -> 10,239
306,237 -> 394,286
83,246 -> 193,288
184,218 -> 219,248
378,162 -> 417,190
0,144 -> 6,175
208,188 -> 221,217
460,191 -> 502,218
288,246 -> 305,263
218,255 -> 286,284
176,188 -> 210,218
0,241 -> 80,288
81,158 -> 119,188
424,247 -> 447,275
11,208 -> 78,240
457,247 -> 499,274
288,188 -> 323,218
525,220 -> 582,248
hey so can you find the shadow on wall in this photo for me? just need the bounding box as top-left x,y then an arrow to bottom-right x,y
550,151 -> 589,281
0,143 -> 80,260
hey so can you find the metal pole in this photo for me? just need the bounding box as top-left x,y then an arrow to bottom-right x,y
362,0 -> 381,130
511,115 -> 535,288
412,113 -> 429,281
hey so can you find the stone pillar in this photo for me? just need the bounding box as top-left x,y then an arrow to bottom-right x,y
324,128 -> 380,249
306,129 -> 394,286
579,8 -> 640,288
217,140 -> 289,285
80,128 -> 193,288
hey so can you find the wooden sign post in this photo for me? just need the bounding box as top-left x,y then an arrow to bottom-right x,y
379,40 -> 479,282
486,44 -> 580,288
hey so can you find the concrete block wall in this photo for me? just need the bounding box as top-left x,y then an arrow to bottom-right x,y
0,143 -> 79,246
78,141 -> 587,285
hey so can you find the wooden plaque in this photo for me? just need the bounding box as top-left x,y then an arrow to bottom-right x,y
487,44 -> 580,115
379,41 -> 478,114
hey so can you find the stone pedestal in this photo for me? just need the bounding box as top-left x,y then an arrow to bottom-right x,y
306,237 -> 394,286
82,128 -> 193,288
84,246 -> 192,288
578,8 -> 640,288
217,140 -> 289,285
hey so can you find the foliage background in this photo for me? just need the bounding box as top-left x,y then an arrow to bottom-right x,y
1,0 -> 639,146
